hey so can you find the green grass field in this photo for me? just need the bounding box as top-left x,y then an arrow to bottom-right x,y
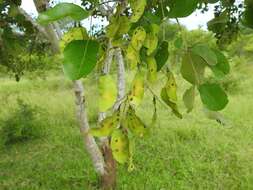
1,67 -> 253,190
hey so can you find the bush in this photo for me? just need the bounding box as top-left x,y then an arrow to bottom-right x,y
0,99 -> 46,145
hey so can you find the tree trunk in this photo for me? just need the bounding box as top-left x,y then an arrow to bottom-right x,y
32,0 -> 106,176
22,1 -> 127,189
98,41 -> 117,189
100,48 -> 126,190
100,143 -> 117,190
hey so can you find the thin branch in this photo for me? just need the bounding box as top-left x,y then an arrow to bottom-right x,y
146,83 -> 173,111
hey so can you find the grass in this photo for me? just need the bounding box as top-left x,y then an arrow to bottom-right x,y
0,68 -> 253,190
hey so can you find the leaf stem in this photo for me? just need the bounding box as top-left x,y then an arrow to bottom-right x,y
145,83 -> 171,111
160,0 -> 166,41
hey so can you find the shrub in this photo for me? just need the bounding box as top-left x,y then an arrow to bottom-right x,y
0,99 -> 46,145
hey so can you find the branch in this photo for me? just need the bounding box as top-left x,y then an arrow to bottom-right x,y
113,48 -> 126,110
17,7 -> 48,39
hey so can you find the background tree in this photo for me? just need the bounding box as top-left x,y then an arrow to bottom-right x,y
0,0 -> 57,80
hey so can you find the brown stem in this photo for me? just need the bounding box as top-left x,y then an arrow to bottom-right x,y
100,142 -> 117,190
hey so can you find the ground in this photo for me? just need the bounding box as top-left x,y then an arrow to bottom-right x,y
0,68 -> 253,190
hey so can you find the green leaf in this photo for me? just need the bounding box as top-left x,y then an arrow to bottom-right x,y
98,75 -> 117,112
63,40 -> 99,80
37,3 -> 89,25
183,86 -> 195,113
143,11 -> 161,25
198,83 -> 228,111
191,44 -> 217,66
181,52 -> 206,85
210,49 -> 230,78
174,37 -> 183,49
167,0 -> 198,18
155,41 -> 169,71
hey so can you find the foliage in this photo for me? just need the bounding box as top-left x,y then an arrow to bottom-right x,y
37,3 -> 89,25
0,1 -> 55,81
0,99 -> 46,146
206,0 -> 244,48
32,0 -> 253,171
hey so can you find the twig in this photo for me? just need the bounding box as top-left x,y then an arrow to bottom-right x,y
146,83 -> 171,111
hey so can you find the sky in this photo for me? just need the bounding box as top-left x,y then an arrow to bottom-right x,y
21,0 -> 216,30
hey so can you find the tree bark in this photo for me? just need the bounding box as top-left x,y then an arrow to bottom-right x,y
100,144 -> 117,190
74,81 -> 105,175
114,48 -> 126,110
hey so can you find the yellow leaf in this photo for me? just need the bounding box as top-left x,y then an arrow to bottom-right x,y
144,33 -> 158,56
165,72 -> 177,103
146,56 -> 157,83
131,27 -> 146,51
128,72 -> 145,106
98,75 -> 117,112
89,112 -> 120,137
130,0 -> 146,23
125,107 -> 148,138
110,129 -> 130,164
126,45 -> 140,69
106,16 -> 131,39
161,87 -> 182,119
60,27 -> 88,52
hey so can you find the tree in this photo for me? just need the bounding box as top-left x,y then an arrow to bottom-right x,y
1,0 -> 251,189
0,0 -> 57,80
